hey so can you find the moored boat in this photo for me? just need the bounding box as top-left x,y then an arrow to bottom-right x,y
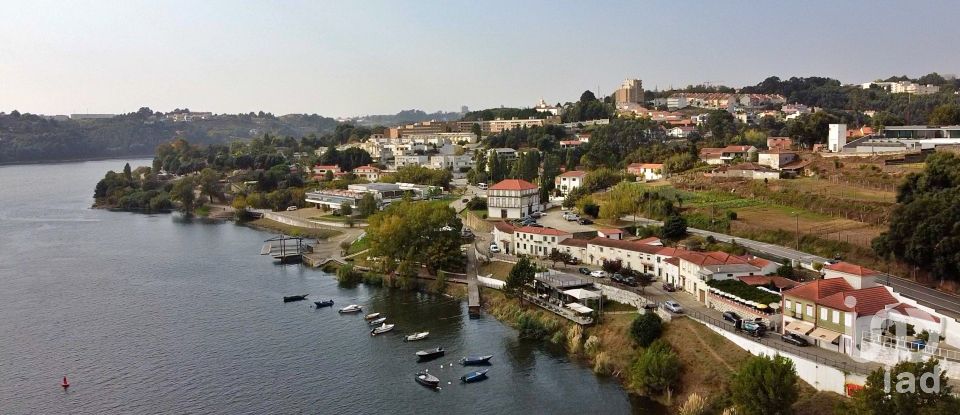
370,323 -> 395,336
368,317 -> 387,326
338,304 -> 362,313
460,369 -> 489,383
415,371 -> 440,388
364,312 -> 381,320
314,299 -> 334,308
416,346 -> 444,361
283,294 -> 308,303
459,355 -> 494,365
404,331 -> 429,342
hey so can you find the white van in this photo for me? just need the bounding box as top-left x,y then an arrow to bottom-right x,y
477,183 -> 488,190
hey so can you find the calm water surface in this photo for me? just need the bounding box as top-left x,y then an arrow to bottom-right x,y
0,159 -> 661,414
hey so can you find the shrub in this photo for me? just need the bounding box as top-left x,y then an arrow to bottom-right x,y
679,393 -> 708,415
566,325 -> 583,354
630,312 -> 663,347
466,196 -> 487,210
584,335 -> 601,357
731,355 -> 798,415
593,351 -> 613,375
336,264 -> 362,285
631,339 -> 681,393
727,210 -> 738,220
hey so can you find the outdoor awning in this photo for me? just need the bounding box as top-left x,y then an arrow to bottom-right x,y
784,320 -> 815,335
566,302 -> 594,314
809,327 -> 842,343
563,288 -> 601,301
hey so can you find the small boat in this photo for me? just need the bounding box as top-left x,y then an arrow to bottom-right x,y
460,369 -> 489,383
283,294 -> 308,303
404,332 -> 430,342
370,323 -> 395,336
364,312 -> 381,320
314,299 -> 334,308
368,317 -> 387,326
415,371 -> 440,388
416,346 -> 445,361
459,355 -> 494,366
60,376 -> 70,389
338,304 -> 362,313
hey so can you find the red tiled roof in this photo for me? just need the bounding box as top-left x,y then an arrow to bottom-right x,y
738,275 -> 800,290
886,303 -> 941,323
558,170 -> 587,178
559,238 -> 589,248
722,145 -> 755,152
353,165 -> 380,172
665,257 -> 680,266
675,251 -> 749,266
636,237 -> 662,245
492,221 -> 515,234
314,165 -> 340,170
655,247 -> 686,257
489,179 -> 537,191
783,279 -> 853,303
627,163 -> 664,170
559,140 -> 583,145
589,237 -> 662,254
739,255 -> 773,268
818,286 -> 899,316
825,262 -> 881,277
516,226 -> 572,237
598,228 -> 623,234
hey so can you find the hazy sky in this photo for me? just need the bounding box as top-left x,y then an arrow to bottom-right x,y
2,0 -> 959,117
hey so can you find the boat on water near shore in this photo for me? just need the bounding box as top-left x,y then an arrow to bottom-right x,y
314,299 -> 334,308
363,312 -> 381,320
416,346 -> 444,361
368,317 -> 387,326
404,332 -> 429,342
338,304 -> 362,313
460,369 -> 489,383
459,355 -> 493,366
370,323 -> 395,336
283,294 -> 308,303
415,371 -> 440,388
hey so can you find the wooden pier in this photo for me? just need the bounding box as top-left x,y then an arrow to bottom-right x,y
260,234 -> 306,264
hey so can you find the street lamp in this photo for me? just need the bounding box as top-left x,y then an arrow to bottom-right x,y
792,211 -> 800,250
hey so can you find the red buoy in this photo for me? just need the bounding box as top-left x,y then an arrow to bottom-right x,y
61,376 -> 70,389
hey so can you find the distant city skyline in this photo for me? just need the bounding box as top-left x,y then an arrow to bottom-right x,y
2,0 -> 959,117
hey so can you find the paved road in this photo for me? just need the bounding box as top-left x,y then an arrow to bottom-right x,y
622,215 -> 960,320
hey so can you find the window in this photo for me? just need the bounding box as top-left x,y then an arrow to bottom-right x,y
845,313 -> 853,327
806,304 -> 813,317
832,311 -> 840,325
785,300 -> 791,309
820,308 -> 828,321
795,303 -> 802,314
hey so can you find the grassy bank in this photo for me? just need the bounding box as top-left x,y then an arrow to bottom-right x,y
247,217 -> 341,239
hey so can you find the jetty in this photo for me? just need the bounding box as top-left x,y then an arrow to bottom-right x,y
260,234 -> 306,264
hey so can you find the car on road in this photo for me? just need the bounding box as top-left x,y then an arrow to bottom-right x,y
578,267 -> 591,275
489,243 -> 500,253
590,270 -> 608,278
577,217 -> 593,225
662,283 -> 677,292
477,183 -> 488,190
286,206 -> 298,211
663,300 -> 683,313
781,333 -> 809,347
722,311 -> 742,324
564,257 -> 581,265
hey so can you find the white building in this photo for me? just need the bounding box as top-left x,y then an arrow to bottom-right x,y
828,124 -> 847,152
394,155 -> 430,168
513,227 -> 574,257
487,179 -> 541,219
626,163 -> 664,181
352,165 -> 382,181
487,148 -> 518,162
554,170 -> 586,195
757,150 -> 799,170
429,154 -> 474,171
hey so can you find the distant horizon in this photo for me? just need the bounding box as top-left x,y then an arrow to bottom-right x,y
3,0 -> 959,117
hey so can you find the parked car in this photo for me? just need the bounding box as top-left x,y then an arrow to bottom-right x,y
577,217 -> 593,225
578,267 -> 591,275
742,320 -> 766,337
611,273 -> 625,283
662,283 -> 677,292
590,270 -> 608,278
461,229 -> 474,238
907,339 -> 927,350
565,257 -> 581,265
622,276 -> 638,287
781,333 -> 809,347
663,300 -> 683,313
641,302 -> 658,311
563,213 -> 579,221
530,211 -> 544,218
286,206 -> 298,211
527,223 -> 543,228
722,311 -> 742,324
489,243 -> 500,253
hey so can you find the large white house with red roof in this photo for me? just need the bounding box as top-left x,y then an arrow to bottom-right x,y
486,179 -> 541,219
626,163 -> 664,181
512,226 -> 574,257
554,170 -> 586,195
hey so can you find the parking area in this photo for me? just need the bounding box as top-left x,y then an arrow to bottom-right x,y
536,209 -> 597,233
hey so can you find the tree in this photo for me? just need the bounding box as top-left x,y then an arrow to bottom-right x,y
731,354 -> 799,415
470,123 -> 482,139
631,339 -> 681,394
505,256 -> 536,304
579,90 -> 598,102
630,312 -> 663,347
170,176 -> 197,213
661,215 -> 688,239
365,199 -> 463,275
777,260 -> 796,278
123,163 -> 132,182
704,109 -> 738,140
845,358 -> 959,415
357,193 -> 378,218
635,273 -> 654,293
198,168 -> 221,203
929,104 -> 960,126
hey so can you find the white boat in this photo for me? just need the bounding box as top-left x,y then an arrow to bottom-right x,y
363,312 -> 381,320
370,323 -> 395,336
404,332 -> 430,342
338,304 -> 362,313
368,317 -> 387,326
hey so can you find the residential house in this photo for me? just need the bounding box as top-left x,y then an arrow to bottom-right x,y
767,137 -> 793,150
757,149 -> 799,170
585,237 -> 662,274
491,221 -> 516,254
558,238 -> 589,263
673,251 -> 763,303
555,170 -> 586,195
597,229 -> 623,240
559,140 -> 583,149
626,163 -> 664,181
668,126 -> 696,138
513,227 -> 574,258
487,148 -> 518,162
352,165 -> 382,181
706,162 -> 781,180
313,165 -> 343,180
487,179 -> 541,219
698,145 -> 757,164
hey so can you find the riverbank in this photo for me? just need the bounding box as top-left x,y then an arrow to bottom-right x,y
245,217 -> 342,240
0,154 -> 154,166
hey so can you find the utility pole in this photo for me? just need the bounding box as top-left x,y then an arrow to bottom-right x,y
794,212 -> 800,250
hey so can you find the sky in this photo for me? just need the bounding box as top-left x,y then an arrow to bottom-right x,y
2,0 -> 959,117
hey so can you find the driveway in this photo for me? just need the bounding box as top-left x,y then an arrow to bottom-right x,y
537,209 -> 597,233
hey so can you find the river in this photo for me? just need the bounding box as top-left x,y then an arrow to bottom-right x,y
0,159 -> 660,414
